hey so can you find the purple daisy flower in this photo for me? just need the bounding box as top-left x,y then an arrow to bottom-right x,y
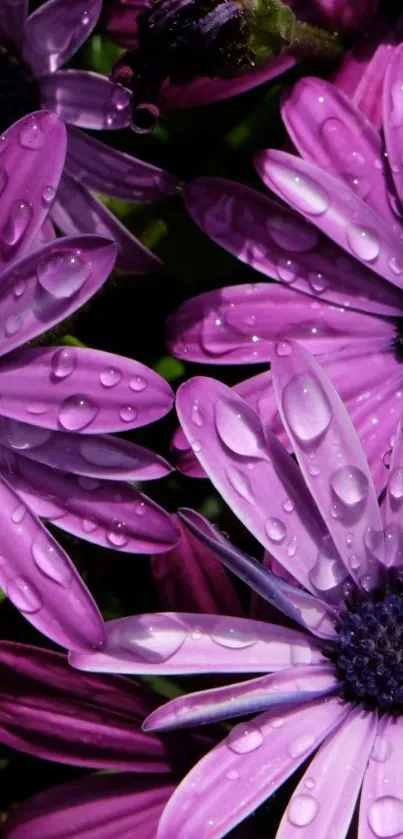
71,339 -> 403,838
167,54 -> 403,490
0,0 -> 179,271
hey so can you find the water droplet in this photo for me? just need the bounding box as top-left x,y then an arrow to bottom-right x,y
106,520 -> 129,548
13,278 -> 27,298
78,476 -> 100,491
31,539 -> 72,586
227,721 -> 264,754
282,371 -> 332,444
110,84 -> 129,110
308,463 -> 320,476
277,257 -> 299,283
211,619 -> 257,649
282,498 -> 295,513
4,314 -> 21,336
82,518 -> 97,533
225,769 -> 239,781
19,116 -> 44,149
226,467 -> 255,504
6,575 -> 42,613
265,517 -> 286,543
11,503 -> 26,524
119,405 -> 138,423
51,347 -> 77,380
191,402 -> 204,427
308,272 -> 328,293
135,501 -> 147,517
37,252 -> 89,299
4,419 -> 51,450
275,340 -> 292,357
266,214 -> 319,252
129,376 -> 147,392
108,613 -> 187,662
309,544 -> 348,592
42,185 -> 56,205
347,225 -> 379,262
305,777 -> 315,790
100,368 -> 122,388
81,9 -> 91,25
214,398 -> 264,457
368,796 -> 403,837
270,717 -> 284,728
287,536 -> 298,557
287,794 -> 319,827
388,256 -> 403,275
389,468 -> 403,501
190,440 -> 202,452
371,737 -> 393,763
2,200 -> 32,250
270,163 -> 330,216
330,465 -> 369,507
58,395 -> 98,431
288,733 -> 315,758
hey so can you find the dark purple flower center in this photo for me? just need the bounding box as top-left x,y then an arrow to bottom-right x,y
325,580 -> 403,712
0,40 -> 41,134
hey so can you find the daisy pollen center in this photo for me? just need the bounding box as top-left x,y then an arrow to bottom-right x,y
0,41 -> 41,133
325,584 -> 403,712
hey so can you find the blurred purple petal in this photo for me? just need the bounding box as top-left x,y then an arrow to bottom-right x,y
40,71 -> 131,130
384,44 -> 403,207
31,218 -> 56,250
359,715 -> 403,838
385,420 -> 403,567
0,0 -> 28,49
24,0 -> 101,76
102,0 -> 148,48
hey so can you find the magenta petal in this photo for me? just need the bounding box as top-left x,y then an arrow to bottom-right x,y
31,218 -> 56,250
184,178 -> 403,316
277,707 -> 377,839
384,44 -> 403,208
69,613 -> 323,675
40,70 -> 131,129
283,77 -> 396,224
385,420 -> 403,567
271,340 -> 384,583
334,35 -> 399,130
0,475 -> 104,650
0,0 -> 28,48
359,715 -> 403,838
52,173 -> 160,273
144,664 -> 337,731
255,149 -> 403,288
157,697 -> 348,839
4,774 -> 175,839
23,0 -> 101,77
66,127 -> 179,201
0,111 -> 66,270
171,425 -> 205,477
0,346 -> 173,432
0,235 -> 116,357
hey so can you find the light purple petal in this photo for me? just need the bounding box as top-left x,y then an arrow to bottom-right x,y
255,149 -> 403,289
334,34 -> 399,130
385,419 -> 403,567
0,474 -> 104,650
359,715 -> 403,839
277,706 -> 377,838
0,449 -> 179,553
144,664 -> 337,731
283,77 -> 396,225
4,775 -> 175,839
167,281 -> 395,364
271,340 -> 384,584
0,0 -> 28,48
184,178 -> 403,316
0,235 -> 116,357
176,375 -> 345,595
23,0 -> 101,77
0,111 -> 66,270
66,127 -> 179,201
52,173 -> 160,273
30,218 -> 56,251
40,70 -> 131,129
69,613 -> 323,675
384,44 -> 403,209
0,346 -> 173,432
157,697 -> 348,839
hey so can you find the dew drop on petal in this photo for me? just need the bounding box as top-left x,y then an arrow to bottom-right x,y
51,347 -> 77,380
276,257 -> 299,283
135,502 -> 147,517
119,405 -> 138,423
58,395 -> 99,431
129,376 -> 147,392
226,467 -> 255,504
37,252 -> 89,299
265,517 -> 286,543
4,314 -> 21,336
330,466 -> 369,507
371,737 -> 393,763
42,185 -> 56,205
282,497 -> 295,513
368,796 -> 403,837
191,402 -> 204,427
13,279 -> 27,299
31,539 -> 72,586
389,468 -> 403,501
106,520 -> 129,548
275,339 -> 292,357
282,371 -> 332,444
346,225 -> 379,262
287,794 -> 319,827
2,201 -> 32,250
6,575 -> 42,613
100,368 -> 122,388
82,518 -> 97,533
211,619 -> 257,649
19,116 -> 44,150
26,401 -> 49,415
227,721 -> 264,754
269,164 -> 330,216
308,272 -> 328,293
11,504 -> 26,524
214,398 -> 264,457
108,613 -> 187,662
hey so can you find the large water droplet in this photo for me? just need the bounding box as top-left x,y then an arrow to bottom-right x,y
347,225 -> 379,262
100,368 -> 122,388
119,405 -> 138,423
371,737 -> 393,763
226,467 -> 255,504
82,517 -> 97,533
106,521 -> 129,548
277,257 -> 299,283
13,278 -> 27,299
270,163 -> 330,216
129,376 -> 147,392
227,721 -> 264,754
214,398 -> 264,457
6,575 -> 42,613
4,314 -> 21,336
31,539 -> 72,586
191,402 -> 204,427
330,465 -> 369,507
282,371 -> 332,444
265,517 -> 286,543
37,252 -> 89,299
19,116 -> 44,150
368,796 -> 403,837
42,185 -> 56,205
58,395 -> 99,431
108,613 -> 187,662
389,468 -> 403,501
211,619 -> 257,649
309,543 -> 348,592
11,503 -> 26,524
51,347 -> 77,380
308,272 -> 328,293
287,794 -> 319,827
4,419 -> 51,450
2,201 -> 32,250
266,214 -> 319,252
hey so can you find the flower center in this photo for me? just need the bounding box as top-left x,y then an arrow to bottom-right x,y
325,581 -> 403,712
0,41 -> 41,134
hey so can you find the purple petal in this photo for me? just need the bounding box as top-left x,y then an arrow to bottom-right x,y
144,664 -> 337,731
0,0 -> 28,48
255,149 -> 403,289
69,613 -> 323,675
171,425 -> 206,477
40,70 -> 131,129
385,419 -> 403,567
184,178 -> 403,316
312,0 -> 379,31
66,127 -> 179,201
151,514 -> 243,616
30,218 -> 56,250
283,77 -> 396,225
0,475 -> 104,650
176,375 -> 344,594
4,775 -> 175,839
0,235 -> 116,357
23,0 -> 101,77
102,0 -> 147,49
166,281 -> 395,364
52,173 -> 160,273
0,450 -> 179,553
271,340 -> 384,584
0,111 -> 66,270
384,44 -> 403,209
0,346 -> 173,432
277,707 -> 377,839
157,697 -> 348,839
359,716 -> 403,838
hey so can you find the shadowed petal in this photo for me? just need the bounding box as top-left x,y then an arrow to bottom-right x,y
31,218 -> 56,250
0,111 -> 66,270
384,44 -> 403,209
0,0 -> 28,48
144,664 -> 337,731
66,127 -> 179,201
277,707 -> 377,839
0,235 -> 117,357
0,346 -> 173,432
184,178 -> 403,316
40,70 -> 131,129
52,173 -> 160,273
385,419 -> 403,567
69,613 -> 323,675
0,476 -> 104,650
24,0 -> 101,76
335,31 -> 400,129
157,697 -> 349,839
271,340 -> 384,583
255,149 -> 403,288
359,715 -> 403,839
